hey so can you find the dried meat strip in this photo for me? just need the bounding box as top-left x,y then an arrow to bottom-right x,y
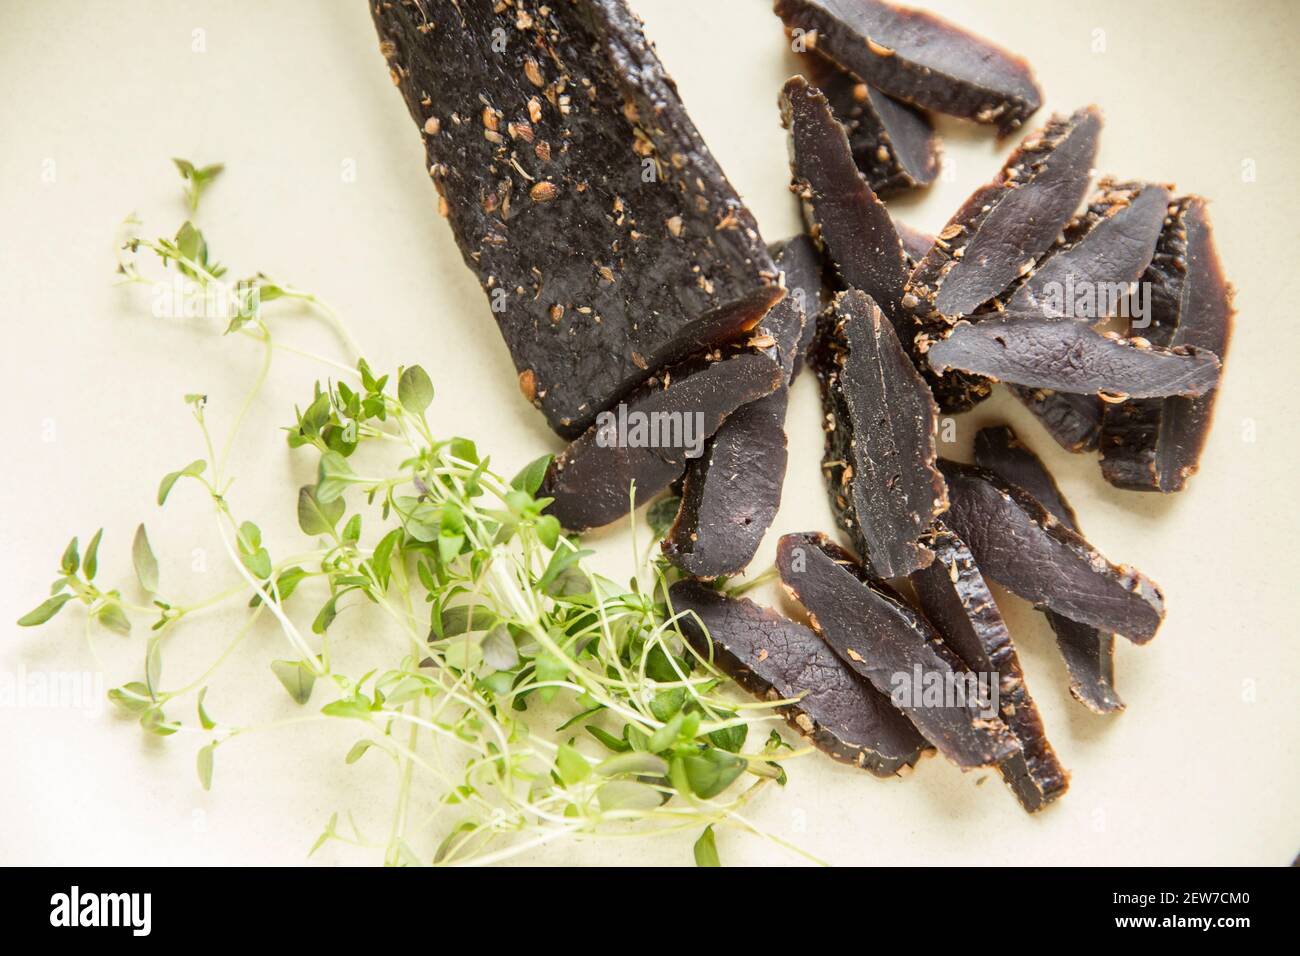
896,222 -> 935,268
973,425 -> 1124,713
904,107 -> 1102,411
813,290 -> 946,578
777,533 -> 1020,769
774,0 -> 1042,135
921,315 -> 1222,399
541,349 -> 782,531
912,524 -> 1069,810
669,580 -> 929,776
769,234 -> 830,378
373,0 -> 782,438
781,76 -> 911,340
1008,387 -> 1104,453
938,459 -> 1165,643
662,239 -> 823,578
907,107 -> 1102,320
1003,179 -> 1171,317
1099,197 -> 1235,491
802,53 -> 939,194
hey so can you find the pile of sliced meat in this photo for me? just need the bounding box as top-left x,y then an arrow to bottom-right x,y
373,0 -> 1234,813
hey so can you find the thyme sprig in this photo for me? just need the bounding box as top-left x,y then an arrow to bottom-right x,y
19,160 -> 817,866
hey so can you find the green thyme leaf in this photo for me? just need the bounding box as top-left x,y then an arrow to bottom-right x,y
297,484 -> 344,536
83,528 -> 104,580
60,537 -> 80,575
693,825 -> 721,867
157,460 -> 206,506
132,524 -> 160,593
270,659 -> 316,705
197,743 -> 216,790
17,593 -> 74,627
397,365 -> 434,414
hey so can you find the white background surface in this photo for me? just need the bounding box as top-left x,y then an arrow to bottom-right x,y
1,0 -> 1296,866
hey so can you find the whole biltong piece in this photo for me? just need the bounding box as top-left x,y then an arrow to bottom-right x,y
974,425 -> 1124,713
777,533 -> 1020,769
540,349 -> 782,531
922,316 -> 1222,399
781,76 -> 911,341
669,580 -> 929,776
373,0 -> 782,438
774,0 -> 1042,135
937,459 -> 1165,643
813,290 -> 947,578
912,523 -> 1069,811
1099,197 -> 1235,491
662,238 -> 824,577
802,53 -> 939,194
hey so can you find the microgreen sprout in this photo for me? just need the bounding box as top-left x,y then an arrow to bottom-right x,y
19,160 -> 818,867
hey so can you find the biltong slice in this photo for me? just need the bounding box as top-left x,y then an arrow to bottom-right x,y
781,76 -> 911,341
903,107 -> 1102,412
802,53 -> 939,194
541,350 -> 782,531
662,240 -> 821,578
973,425 -> 1124,713
937,459 -> 1165,643
774,0 -> 1042,135
373,0 -> 782,438
776,533 -> 1020,769
1099,197 -> 1235,492
1008,387 -> 1104,453
921,315 -> 1222,399
907,107 -> 1102,321
669,580 -> 929,776
912,523 -> 1069,811
813,290 -> 947,579
768,233 -> 830,379
1003,179 -> 1172,318
895,222 -> 935,269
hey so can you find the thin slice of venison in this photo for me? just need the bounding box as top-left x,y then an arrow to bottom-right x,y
777,533 -> 1020,769
973,426 -> 1124,715
774,0 -> 1042,134
670,580 -> 930,776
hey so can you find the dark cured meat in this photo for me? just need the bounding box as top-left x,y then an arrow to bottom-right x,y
781,76 -> 911,341
937,460 -> 1165,643
999,180 -> 1168,450
373,0 -> 782,438
774,0 -> 1042,135
1008,387 -> 1104,452
912,524 -> 1069,811
1099,197 -> 1235,492
908,107 -> 1102,320
770,234 -> 831,378
813,290 -> 946,579
777,533 -> 1020,769
974,425 -> 1124,714
922,316 -> 1222,399
904,107 -> 1102,411
669,581 -> 928,777
661,239 -> 822,577
895,222 -> 934,268
802,53 -> 939,194
540,350 -> 782,531
1003,179 -> 1171,317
